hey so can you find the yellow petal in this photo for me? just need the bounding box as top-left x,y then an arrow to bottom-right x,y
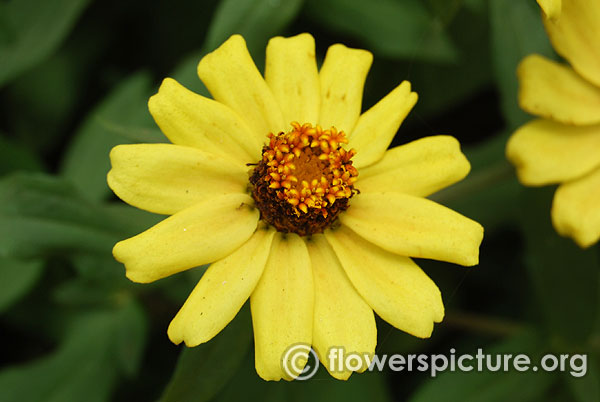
198,35 -> 285,139
319,44 -> 372,134
265,33 -> 320,126
148,78 -> 261,164
107,144 -> 248,215
356,136 -> 470,197
114,193 -> 259,283
340,193 -> 483,266
349,81 -> 418,168
543,0 -> 600,87
250,233 -> 313,381
518,55 -> 600,125
306,234 -> 376,380
168,226 -> 276,346
506,119 -> 600,185
537,0 -> 561,20
325,225 -> 444,338
552,167 -> 600,248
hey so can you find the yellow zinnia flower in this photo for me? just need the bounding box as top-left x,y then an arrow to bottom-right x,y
107,33 -> 483,381
507,0 -> 600,248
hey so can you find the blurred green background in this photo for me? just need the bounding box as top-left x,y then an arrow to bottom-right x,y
1,0 -> 599,401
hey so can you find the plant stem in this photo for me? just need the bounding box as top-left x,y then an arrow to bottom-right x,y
445,310 -> 528,337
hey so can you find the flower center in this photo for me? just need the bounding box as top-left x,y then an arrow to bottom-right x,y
249,122 -> 358,236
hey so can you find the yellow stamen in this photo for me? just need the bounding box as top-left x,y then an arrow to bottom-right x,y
259,122 -> 358,215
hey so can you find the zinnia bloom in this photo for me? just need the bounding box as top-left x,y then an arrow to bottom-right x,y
108,33 -> 483,380
506,0 -> 600,248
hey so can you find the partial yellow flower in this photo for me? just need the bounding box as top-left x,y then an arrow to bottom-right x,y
108,33 -> 483,381
506,0 -> 600,248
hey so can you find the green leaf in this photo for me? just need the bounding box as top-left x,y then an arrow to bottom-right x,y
160,304 -> 253,402
432,133 -> 521,232
0,0 -> 91,87
60,72 -> 162,201
0,173 -> 126,259
304,0 -> 457,62
113,300 -> 148,377
214,348 -> 392,402
53,277 -> 120,306
5,50 -> 85,154
101,203 -> 162,238
394,1 -> 492,117
212,351 -> 286,402
0,300 -> 147,402
489,0 -> 555,129
520,187 -> 600,343
0,256 -> 43,313
289,370 -> 392,402
566,356 -> 600,402
426,0 -> 463,26
409,331 -> 555,402
0,134 -> 44,175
